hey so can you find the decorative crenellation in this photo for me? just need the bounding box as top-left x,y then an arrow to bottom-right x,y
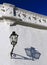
15,9 -> 47,26
0,3 -> 47,27
0,3 -> 15,16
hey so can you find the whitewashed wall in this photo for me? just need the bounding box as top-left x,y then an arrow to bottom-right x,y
0,22 -> 11,65
0,22 -> 47,65
10,25 -> 47,65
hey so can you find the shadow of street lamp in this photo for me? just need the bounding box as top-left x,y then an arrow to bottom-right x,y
25,47 -> 41,61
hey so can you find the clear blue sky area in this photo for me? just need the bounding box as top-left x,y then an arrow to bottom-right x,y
0,0 -> 47,16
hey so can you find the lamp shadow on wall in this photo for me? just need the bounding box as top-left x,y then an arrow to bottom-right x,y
11,53 -> 32,60
11,47 -> 41,61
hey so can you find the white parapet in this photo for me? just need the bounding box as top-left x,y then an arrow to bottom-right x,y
0,3 -> 47,29
0,3 -> 15,16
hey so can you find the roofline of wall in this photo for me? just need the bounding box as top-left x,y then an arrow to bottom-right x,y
0,15 -> 47,30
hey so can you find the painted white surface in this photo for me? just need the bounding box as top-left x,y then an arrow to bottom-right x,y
0,22 -> 47,65
0,3 -> 47,65
0,22 -> 11,65
10,25 -> 47,65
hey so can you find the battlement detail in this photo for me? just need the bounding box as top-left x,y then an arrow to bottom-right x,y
0,3 -> 47,29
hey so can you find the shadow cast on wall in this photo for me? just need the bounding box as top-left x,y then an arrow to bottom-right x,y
11,47 -> 41,61
11,53 -> 32,60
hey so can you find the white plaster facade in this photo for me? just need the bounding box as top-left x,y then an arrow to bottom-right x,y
0,3 -> 47,65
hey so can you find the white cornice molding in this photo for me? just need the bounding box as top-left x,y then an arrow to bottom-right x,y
0,3 -> 47,29
3,3 -> 15,7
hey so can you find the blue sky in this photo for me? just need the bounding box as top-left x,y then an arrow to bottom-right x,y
0,0 -> 47,16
